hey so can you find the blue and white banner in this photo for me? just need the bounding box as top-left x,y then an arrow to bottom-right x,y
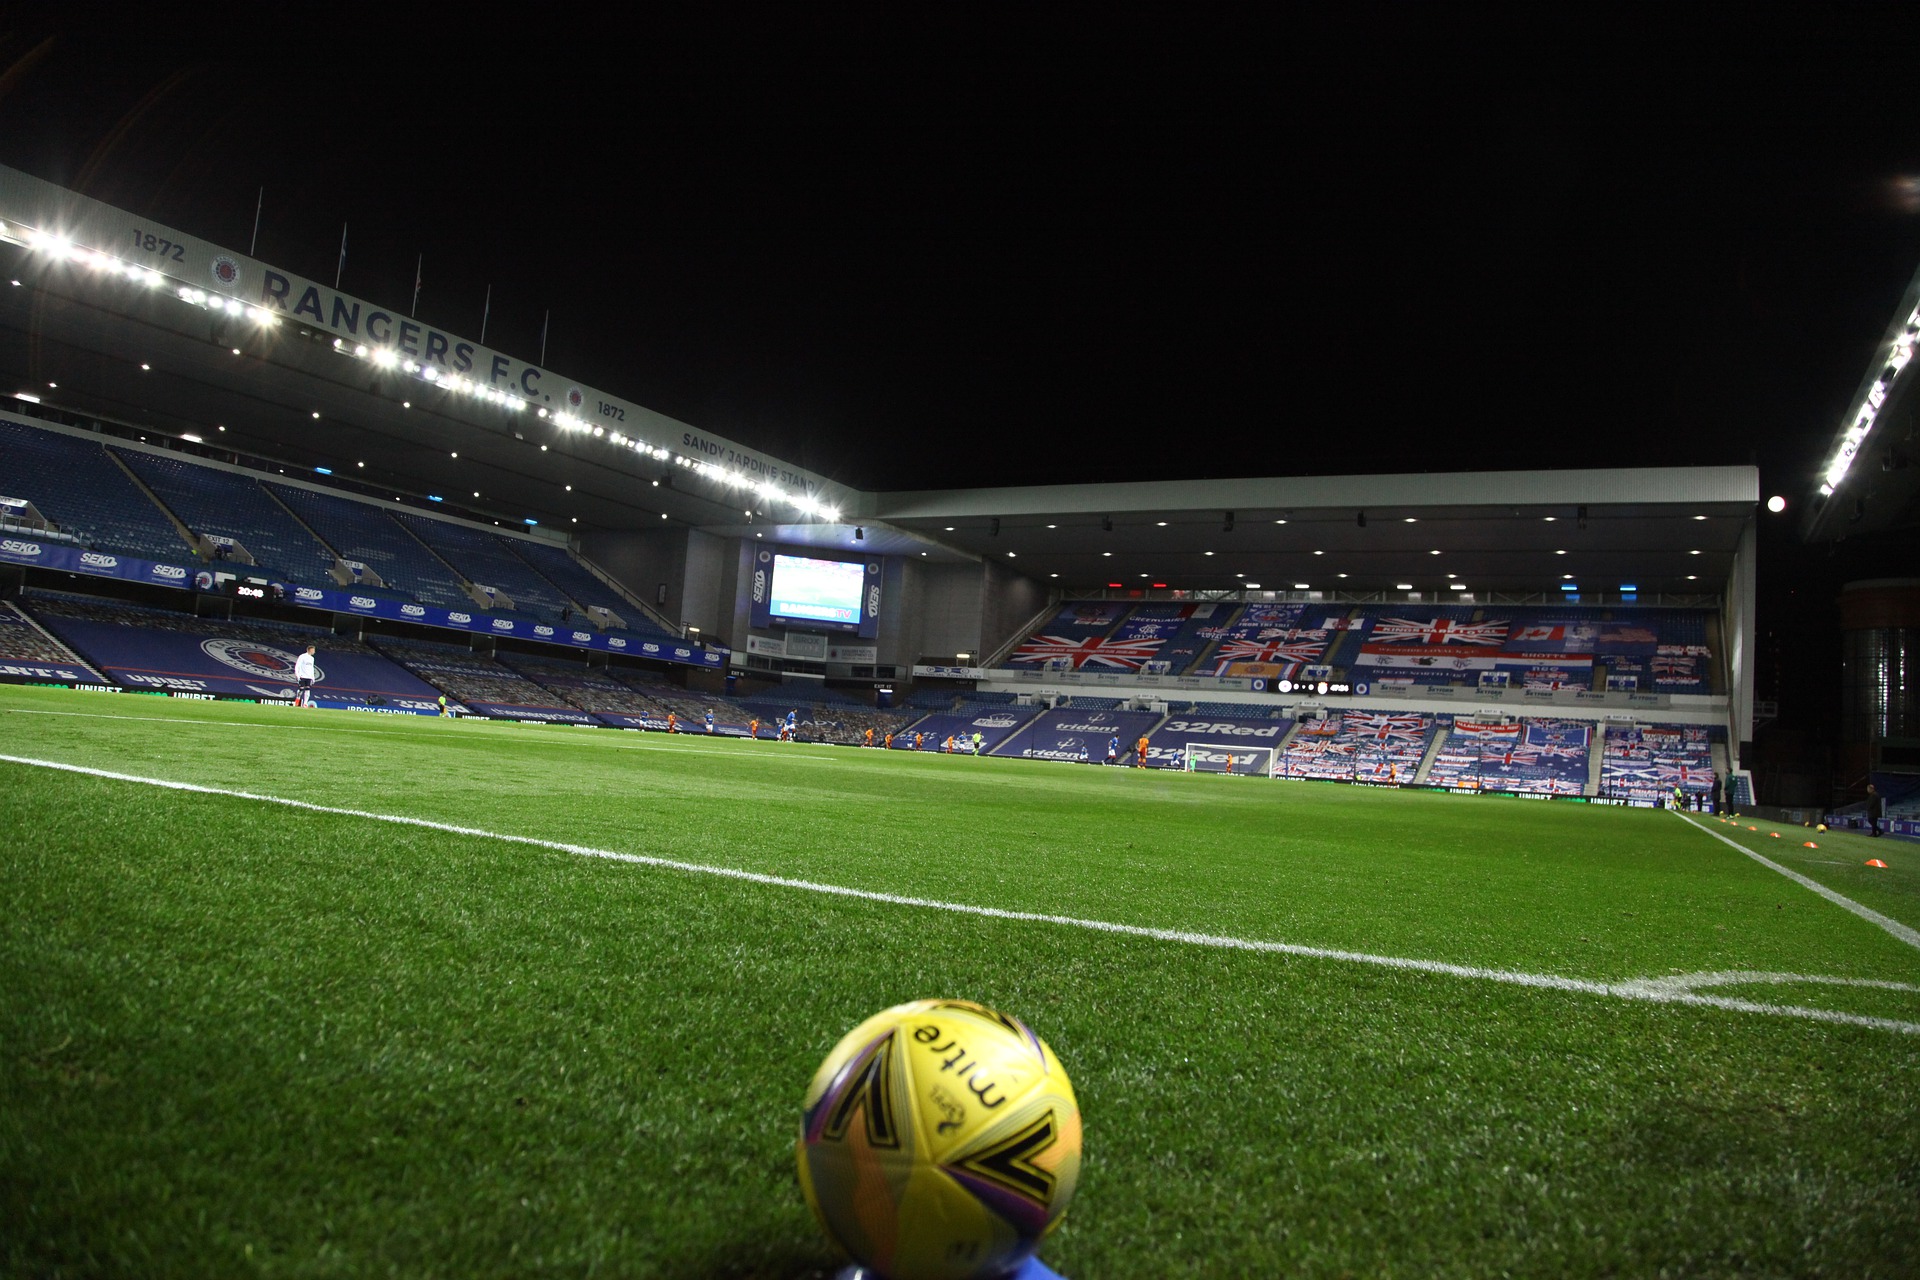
282,583 -> 726,668
0,536 -> 194,589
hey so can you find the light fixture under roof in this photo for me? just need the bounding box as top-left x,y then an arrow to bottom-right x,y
1403,517 -> 1417,523
1293,582 -> 1310,589
1693,515 -> 1708,521
1396,583 -> 1413,590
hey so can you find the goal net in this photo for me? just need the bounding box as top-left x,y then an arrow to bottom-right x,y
1182,742 -> 1278,777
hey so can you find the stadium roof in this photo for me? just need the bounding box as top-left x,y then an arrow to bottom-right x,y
1,163 -> 1756,597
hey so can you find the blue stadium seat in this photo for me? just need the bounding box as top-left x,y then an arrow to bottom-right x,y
265,484 -> 470,608
0,417 -> 193,564
112,447 -> 333,585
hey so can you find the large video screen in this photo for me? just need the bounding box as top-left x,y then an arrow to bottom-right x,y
768,554 -> 866,626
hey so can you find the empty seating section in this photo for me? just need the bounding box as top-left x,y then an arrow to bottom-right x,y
23,591 -> 438,706
0,601 -> 96,671
1281,711 -> 1437,782
367,636 -> 577,713
388,514 -> 574,618
1182,701 -> 1284,719
265,485 -> 469,608
992,706 -> 1161,762
1425,717 -> 1591,795
508,540 -> 676,638
0,418 -> 192,562
1600,725 -> 1718,803
113,448 -> 333,584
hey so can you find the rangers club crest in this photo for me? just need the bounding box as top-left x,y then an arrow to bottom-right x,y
200,637 -> 320,684
566,387 -> 585,410
210,256 -> 241,288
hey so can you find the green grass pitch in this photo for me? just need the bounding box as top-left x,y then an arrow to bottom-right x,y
2,682 -> 1916,1277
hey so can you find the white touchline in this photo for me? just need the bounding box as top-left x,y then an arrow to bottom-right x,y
1671,809 -> 1920,953
0,708 -> 838,763
4,751 -> 1918,1037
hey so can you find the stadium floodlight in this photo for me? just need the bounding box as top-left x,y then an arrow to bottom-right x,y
249,307 -> 277,325
1294,582 -> 1310,589
1767,495 -> 1787,513
1396,583 -> 1413,590
373,348 -> 397,368
223,298 -> 243,315
354,344 -> 369,357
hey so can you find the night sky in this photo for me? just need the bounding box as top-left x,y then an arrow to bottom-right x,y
2,11 -> 1915,738
5,12 -> 1916,495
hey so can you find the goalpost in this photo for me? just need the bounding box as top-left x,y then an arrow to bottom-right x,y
1181,742 -> 1279,777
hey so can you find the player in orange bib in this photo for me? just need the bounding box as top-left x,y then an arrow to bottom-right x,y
1136,735 -> 1149,767
944,735 -> 955,753
666,712 -> 677,733
864,727 -> 874,747
750,718 -> 759,739
914,732 -> 923,751
884,731 -> 894,749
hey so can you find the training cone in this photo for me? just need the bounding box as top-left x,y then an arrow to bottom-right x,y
1769,831 -> 1781,838
1748,825 -> 1758,831
1804,841 -> 1818,848
1866,859 -> 1888,869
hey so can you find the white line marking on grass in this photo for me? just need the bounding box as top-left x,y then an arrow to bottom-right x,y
5,751 -> 1919,1037
0,708 -> 834,762
1672,810 -> 1920,953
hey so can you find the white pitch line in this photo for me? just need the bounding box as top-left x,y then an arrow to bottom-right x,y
1671,810 -> 1920,953
0,707 -> 837,762
4,751 -> 1919,1037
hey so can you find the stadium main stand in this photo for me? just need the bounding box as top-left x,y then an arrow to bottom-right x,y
1425,717 -> 1592,795
1599,724 -> 1720,804
23,591 -> 442,708
0,600 -> 107,684
367,634 -> 595,723
1142,710 -> 1293,769
112,447 -> 335,585
0,417 -> 194,563
1281,710 -> 1438,783
992,705 -> 1161,762
264,483 -> 472,607
507,540 -> 678,639
389,513 -> 576,618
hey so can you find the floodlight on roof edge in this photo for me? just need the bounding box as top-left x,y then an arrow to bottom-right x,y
1818,263 -> 1920,498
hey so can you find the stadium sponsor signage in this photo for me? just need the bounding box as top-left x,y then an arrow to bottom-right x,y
0,661 -> 106,684
912,665 -> 984,679
0,534 -> 196,588
1162,718 -> 1283,738
286,579 -> 738,666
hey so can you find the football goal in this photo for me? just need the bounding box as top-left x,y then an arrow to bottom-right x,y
1181,742 -> 1279,776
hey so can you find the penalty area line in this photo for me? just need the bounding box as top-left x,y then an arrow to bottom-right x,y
1671,809 -> 1920,954
4,751 -> 1918,1037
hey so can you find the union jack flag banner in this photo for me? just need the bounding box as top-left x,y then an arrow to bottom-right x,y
1009,634 -> 1164,670
1608,763 -> 1666,786
1371,617 -> 1509,646
1651,654 -> 1697,678
1209,631 -> 1328,670
1342,711 -> 1428,743
1526,722 -> 1592,749
1455,721 -> 1521,739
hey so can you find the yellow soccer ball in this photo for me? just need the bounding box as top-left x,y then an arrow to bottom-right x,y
1817,823 -> 1828,833
797,999 -> 1081,1280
